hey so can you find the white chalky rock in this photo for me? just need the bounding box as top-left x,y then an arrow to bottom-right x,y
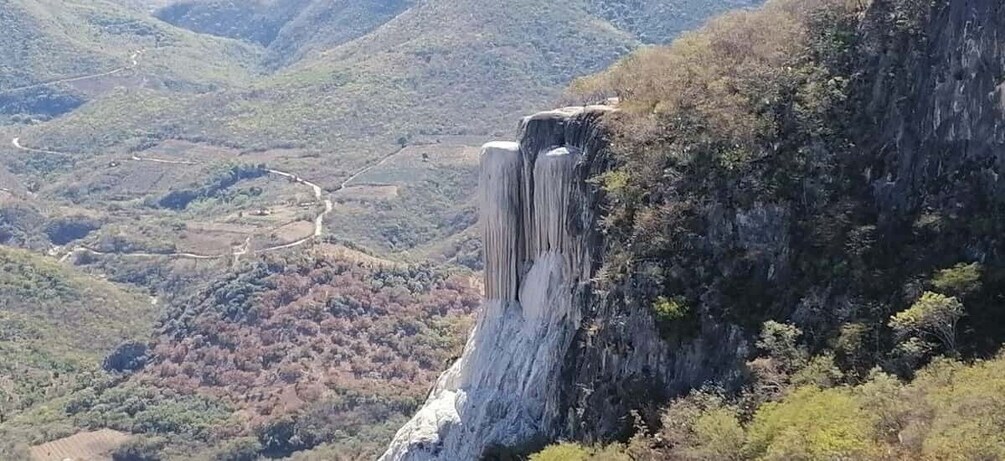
381,110 -> 591,461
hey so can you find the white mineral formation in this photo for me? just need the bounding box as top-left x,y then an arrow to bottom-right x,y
380,109 -> 596,460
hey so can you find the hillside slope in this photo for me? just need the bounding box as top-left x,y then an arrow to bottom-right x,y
0,247 -> 154,426
0,250 -> 480,460
0,0 -> 261,120
23,0 -> 762,153
157,0 -> 764,67
6,0 -> 760,257
156,0 -> 414,67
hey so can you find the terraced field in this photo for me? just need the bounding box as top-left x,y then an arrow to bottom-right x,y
327,139 -> 482,255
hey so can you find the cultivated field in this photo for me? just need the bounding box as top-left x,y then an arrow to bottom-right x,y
29,429 -> 130,461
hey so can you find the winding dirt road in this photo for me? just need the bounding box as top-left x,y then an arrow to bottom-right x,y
0,50 -> 143,95
0,49 -> 143,95
130,154 -> 197,165
5,45 -> 406,263
339,148 -> 401,188
14,139 -> 403,264
11,137 -> 64,155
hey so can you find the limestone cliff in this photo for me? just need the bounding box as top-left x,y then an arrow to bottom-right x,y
381,106 -> 623,459
860,0 -> 1005,217
382,104 -> 747,459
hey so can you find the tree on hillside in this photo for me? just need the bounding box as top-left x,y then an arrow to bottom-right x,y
930,262 -> 982,297
889,292 -> 964,355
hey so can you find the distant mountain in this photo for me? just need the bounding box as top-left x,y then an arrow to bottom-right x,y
27,0 -> 763,152
0,0 -> 260,119
155,0 -> 315,48
8,0 -> 761,259
156,0 -> 414,67
586,0 -> 764,43
156,0 -> 760,68
109,0 -> 176,12
0,1 -> 120,91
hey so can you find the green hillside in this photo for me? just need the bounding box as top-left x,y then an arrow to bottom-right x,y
1,0 -> 262,88
0,0 -> 759,258
0,249 -> 479,460
585,0 -> 762,43
21,0 -> 762,153
0,0 -> 261,120
155,0 -> 414,67
0,247 -> 155,427
0,1 -> 119,91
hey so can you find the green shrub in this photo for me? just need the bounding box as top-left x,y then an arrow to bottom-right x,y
833,322 -> 870,373
624,353 -> 1005,460
853,371 -> 908,445
112,436 -> 168,461
930,262 -> 982,297
791,354 -> 843,388
689,408 -> 746,460
745,386 -> 876,460
212,437 -> 263,461
651,296 -> 690,323
889,292 -> 964,353
756,321 -> 808,373
910,357 -> 1005,460
529,443 -> 592,461
103,341 -> 149,373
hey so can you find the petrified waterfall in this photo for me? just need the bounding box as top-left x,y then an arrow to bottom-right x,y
380,106 -> 612,460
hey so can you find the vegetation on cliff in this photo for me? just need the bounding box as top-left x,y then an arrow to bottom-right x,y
538,0 -> 1005,457
574,0 -> 1004,375
539,349 -> 1005,460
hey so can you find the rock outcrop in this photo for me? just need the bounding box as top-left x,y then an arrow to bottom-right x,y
859,0 -> 1005,217
380,106 -> 617,460
382,101 -> 751,459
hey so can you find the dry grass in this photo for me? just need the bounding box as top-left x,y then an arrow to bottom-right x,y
29,429 -> 130,461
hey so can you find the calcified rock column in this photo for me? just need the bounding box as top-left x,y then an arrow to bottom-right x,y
380,107 -> 611,460
480,142 -> 523,301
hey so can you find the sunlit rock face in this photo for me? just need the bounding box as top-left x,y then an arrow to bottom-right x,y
380,106 -> 614,460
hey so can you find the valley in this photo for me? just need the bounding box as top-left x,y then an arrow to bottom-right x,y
15,1 -> 1003,461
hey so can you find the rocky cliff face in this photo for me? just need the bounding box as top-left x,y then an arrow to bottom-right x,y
552,0 -> 1005,443
381,106 -> 626,459
860,0 -> 1005,217
850,0 -> 1005,351
382,104 -> 748,459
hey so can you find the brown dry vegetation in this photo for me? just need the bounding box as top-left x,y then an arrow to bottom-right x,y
96,250 -> 481,458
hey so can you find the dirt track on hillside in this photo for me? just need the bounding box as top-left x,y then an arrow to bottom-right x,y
13,138 -> 406,263
0,50 -> 143,95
